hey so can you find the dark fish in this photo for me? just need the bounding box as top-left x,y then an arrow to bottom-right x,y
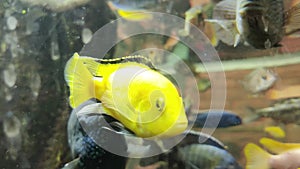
62,99 -> 129,169
207,0 -> 300,49
127,130 -> 230,169
179,130 -> 226,150
192,111 -> 242,128
63,100 -> 230,169
246,98 -> 300,124
177,144 -> 242,169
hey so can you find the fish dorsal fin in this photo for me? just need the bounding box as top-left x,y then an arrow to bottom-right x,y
284,3 -> 300,35
79,56 -> 101,76
260,137 -> 300,154
213,0 -> 237,20
80,55 -> 156,77
117,9 -> 153,21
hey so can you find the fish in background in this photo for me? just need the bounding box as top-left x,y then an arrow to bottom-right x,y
177,144 -> 242,169
106,0 -> 173,21
264,126 -> 286,139
127,130 -> 241,169
192,111 -> 242,128
206,0 -> 300,49
245,98 -> 300,125
244,137 -> 300,169
241,68 -> 277,94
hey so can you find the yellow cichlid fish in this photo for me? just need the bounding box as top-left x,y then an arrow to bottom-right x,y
244,138 -> 300,169
64,53 -> 188,138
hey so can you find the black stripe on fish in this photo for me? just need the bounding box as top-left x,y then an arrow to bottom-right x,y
95,55 -> 156,69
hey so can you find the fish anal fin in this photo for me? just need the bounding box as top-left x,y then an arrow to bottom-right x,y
260,137 -> 300,154
244,143 -> 271,169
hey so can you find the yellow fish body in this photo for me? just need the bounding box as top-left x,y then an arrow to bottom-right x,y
64,53 -> 187,138
244,138 -> 300,169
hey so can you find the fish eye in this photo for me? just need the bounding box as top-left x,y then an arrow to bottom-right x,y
155,98 -> 165,112
262,75 -> 267,80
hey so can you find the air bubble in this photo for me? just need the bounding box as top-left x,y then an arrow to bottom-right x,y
82,28 -> 93,44
3,64 -> 17,87
7,16 -> 18,30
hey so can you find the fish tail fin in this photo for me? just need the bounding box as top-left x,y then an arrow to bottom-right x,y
260,137 -> 300,154
285,3 -> 300,35
244,143 -> 271,169
64,53 -> 95,108
117,10 -> 152,21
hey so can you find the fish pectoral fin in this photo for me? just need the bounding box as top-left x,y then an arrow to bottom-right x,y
186,161 -> 200,169
80,56 -> 102,76
244,143 -> 271,169
260,137 -> 300,154
234,34 -> 241,47
117,9 -> 152,21
76,103 -> 106,117
284,3 -> 300,35
204,19 -> 236,31
61,158 -> 80,169
205,19 -> 239,46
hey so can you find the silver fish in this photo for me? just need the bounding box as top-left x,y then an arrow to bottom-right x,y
248,98 -> 300,124
241,68 -> 277,93
207,0 -> 300,49
177,144 -> 242,169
